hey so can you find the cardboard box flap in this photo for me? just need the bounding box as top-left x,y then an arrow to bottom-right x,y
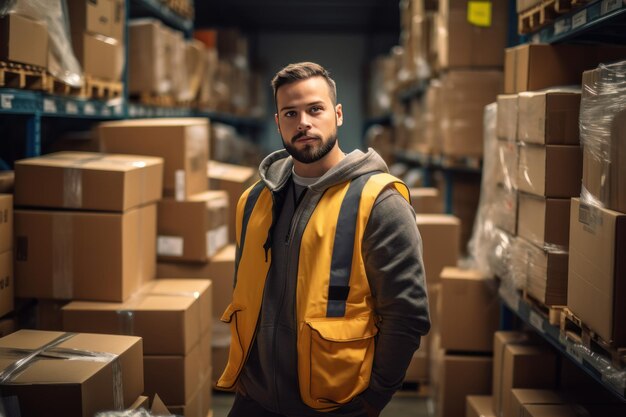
207,160 -> 256,182
16,152 -> 163,172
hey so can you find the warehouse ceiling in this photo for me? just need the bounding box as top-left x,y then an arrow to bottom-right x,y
194,0 -> 400,33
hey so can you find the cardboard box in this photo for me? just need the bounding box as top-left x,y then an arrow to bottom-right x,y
67,0 -> 113,37
496,94 -> 518,141
493,331 -> 540,417
157,244 -> 235,318
440,70 -> 503,157
63,279 -> 212,355
0,171 -> 13,193
73,32 -> 124,81
439,268 -> 500,352
0,330 -> 143,417
517,91 -> 581,145
509,389 -> 565,417
0,13 -> 48,68
35,299 -> 68,331
504,44 -> 626,94
158,191 -> 229,262
15,204 -> 156,301
99,119 -> 209,200
144,340 -> 205,405
494,340 -> 558,417
110,0 -> 125,41
581,103 -> 626,213
0,194 -> 11,254
517,193 -> 571,248
128,19 -> 167,94
568,198 -> 626,345
517,145 -> 582,198
212,321 -> 230,383
436,354 -> 492,417
409,188 -> 443,214
404,349 -> 429,382
167,372 -> 212,417
513,237 -> 568,306
437,0 -> 508,69
207,160 -> 257,242
0,250 -> 12,318
15,152 -> 163,212
128,395 -> 150,411
495,140 -> 519,190
0,318 -> 15,337
416,215 -> 461,284
466,395 -> 495,417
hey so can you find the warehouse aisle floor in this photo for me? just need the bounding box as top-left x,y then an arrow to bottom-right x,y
212,390 -> 432,417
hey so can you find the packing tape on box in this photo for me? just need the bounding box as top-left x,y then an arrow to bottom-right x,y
53,213 -> 74,299
38,152 -> 155,209
0,332 -> 124,410
63,167 -> 83,208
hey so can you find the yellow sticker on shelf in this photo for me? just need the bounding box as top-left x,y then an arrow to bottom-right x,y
467,1 -> 492,27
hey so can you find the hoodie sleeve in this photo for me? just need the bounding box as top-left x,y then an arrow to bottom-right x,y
358,186 -> 431,410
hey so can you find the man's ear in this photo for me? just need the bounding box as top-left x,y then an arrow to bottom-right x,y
335,104 -> 343,127
275,113 -> 280,131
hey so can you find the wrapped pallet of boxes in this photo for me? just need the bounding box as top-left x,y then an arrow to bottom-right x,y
62,279 -> 213,416
0,12 -> 48,68
13,152 -> 163,302
99,118 -> 209,200
0,195 -> 12,319
0,329 -> 144,417
67,0 -> 125,82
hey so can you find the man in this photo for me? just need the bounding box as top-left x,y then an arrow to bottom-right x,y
217,62 -> 430,417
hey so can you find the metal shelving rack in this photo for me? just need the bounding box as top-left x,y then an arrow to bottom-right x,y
0,0 -> 262,164
500,287 -> 626,401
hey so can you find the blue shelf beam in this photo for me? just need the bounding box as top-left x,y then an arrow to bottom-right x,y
500,288 -> 626,402
129,0 -> 193,36
529,0 -> 626,43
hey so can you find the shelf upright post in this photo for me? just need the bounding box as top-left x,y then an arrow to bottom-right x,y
25,113 -> 42,157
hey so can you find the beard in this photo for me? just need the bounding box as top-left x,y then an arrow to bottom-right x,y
282,129 -> 338,164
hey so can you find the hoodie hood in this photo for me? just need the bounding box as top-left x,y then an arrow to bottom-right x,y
259,148 -> 389,193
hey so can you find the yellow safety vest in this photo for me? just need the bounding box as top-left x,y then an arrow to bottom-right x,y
216,172 -> 410,411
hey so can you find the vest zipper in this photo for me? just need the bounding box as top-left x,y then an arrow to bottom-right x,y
273,187 -> 309,413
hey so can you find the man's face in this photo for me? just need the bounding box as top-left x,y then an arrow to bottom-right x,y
275,76 -> 343,164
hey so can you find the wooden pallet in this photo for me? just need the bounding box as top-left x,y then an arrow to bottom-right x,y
134,93 -> 177,107
523,291 -> 564,327
80,76 -> 123,100
560,308 -> 626,369
518,0 -> 593,34
45,75 -> 82,96
166,0 -> 194,20
0,61 -> 48,91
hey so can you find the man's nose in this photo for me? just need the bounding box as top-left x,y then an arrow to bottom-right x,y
297,114 -> 312,131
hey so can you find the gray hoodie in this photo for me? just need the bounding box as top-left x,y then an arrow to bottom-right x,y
238,148 -> 430,416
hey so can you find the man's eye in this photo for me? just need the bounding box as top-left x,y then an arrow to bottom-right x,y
285,111 -> 296,117
310,106 -> 322,113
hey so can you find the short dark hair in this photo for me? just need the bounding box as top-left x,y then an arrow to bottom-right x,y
271,62 -> 337,106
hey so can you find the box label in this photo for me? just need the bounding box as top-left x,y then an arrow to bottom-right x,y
601,0 -> 622,14
529,310 -> 544,333
572,10 -> 587,28
467,1 -> 492,27
43,98 -> 57,113
157,236 -> 184,257
578,203 -> 602,233
554,19 -> 571,35
1,95 -> 14,110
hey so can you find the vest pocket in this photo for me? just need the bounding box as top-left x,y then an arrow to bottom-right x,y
302,314 -> 378,406
217,303 -> 247,389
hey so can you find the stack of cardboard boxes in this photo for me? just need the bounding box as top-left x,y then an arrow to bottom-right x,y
0,194 -> 14,332
430,267 -> 499,417
67,0 -> 125,83
568,61 -> 626,353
